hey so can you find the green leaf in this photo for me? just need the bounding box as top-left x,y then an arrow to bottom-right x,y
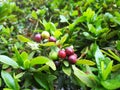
23,60 -> 30,69
74,16 -> 86,25
1,36 -> 8,44
83,8 -> 95,22
34,73 -> 49,90
108,49 -> 120,62
101,50 -> 119,61
62,66 -> 71,76
36,65 -> 49,72
0,55 -> 19,68
31,10 -> 38,19
54,30 -> 62,38
47,75 -> 57,90
102,61 -> 113,80
88,24 -> 97,35
15,72 -> 25,79
71,10 -> 78,16
46,60 -> 56,71
116,40 -> 120,50
63,61 -> 69,67
104,12 -> 113,19
49,22 -> 56,33
13,76 -> 20,90
13,46 -> 24,66
83,32 -> 94,40
40,42 -> 56,46
1,71 -> 18,89
101,74 -> 120,89
76,59 -> 95,66
21,51 -> 28,61
60,34 -> 68,45
30,56 -> 49,66
72,65 -> 95,87
17,35 -> 31,42
93,43 -> 104,75
112,64 -> 120,71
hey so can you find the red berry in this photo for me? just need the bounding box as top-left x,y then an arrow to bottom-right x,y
58,50 -> 66,59
65,47 -> 74,56
68,54 -> 77,64
34,33 -> 42,42
49,36 -> 56,42
73,53 -> 77,58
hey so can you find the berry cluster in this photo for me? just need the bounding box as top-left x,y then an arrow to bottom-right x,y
34,31 -> 78,65
58,47 -> 78,64
34,31 -> 56,42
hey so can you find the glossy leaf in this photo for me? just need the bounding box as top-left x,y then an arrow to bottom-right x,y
62,66 -> 71,76
34,73 -> 49,90
101,74 -> 120,89
1,71 -> 19,90
101,61 -> 113,80
13,46 -> 24,66
23,60 -> 30,69
60,15 -> 68,22
46,60 -> 56,70
40,42 -> 56,46
0,55 -> 19,68
20,51 -> 28,61
30,56 -> 49,66
112,64 -> 120,71
76,59 -> 95,66
17,35 -> 31,42
63,61 -> 69,67
116,40 -> 120,50
83,8 -> 95,22
31,10 -> 38,19
60,34 -> 68,45
72,65 -> 95,87
108,49 -> 120,62
93,43 -> 104,75
54,30 -> 62,38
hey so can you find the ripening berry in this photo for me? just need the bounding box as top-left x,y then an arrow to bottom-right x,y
68,54 -> 77,64
65,47 -> 74,56
49,36 -> 56,42
58,50 -> 66,59
34,33 -> 42,42
41,31 -> 50,39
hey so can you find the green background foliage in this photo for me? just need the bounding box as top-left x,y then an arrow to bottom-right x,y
0,0 -> 120,90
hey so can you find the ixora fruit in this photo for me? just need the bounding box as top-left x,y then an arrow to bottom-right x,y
58,50 -> 66,59
65,47 -> 74,56
49,51 -> 58,60
49,36 -> 56,42
73,53 -> 77,58
68,54 -> 77,64
41,31 -> 50,39
54,61 -> 61,67
34,33 -> 42,42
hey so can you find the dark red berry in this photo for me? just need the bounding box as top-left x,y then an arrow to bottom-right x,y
49,36 -> 56,42
65,47 -> 74,56
58,50 -> 66,59
34,33 -> 42,42
68,54 -> 77,64
54,61 -> 61,67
